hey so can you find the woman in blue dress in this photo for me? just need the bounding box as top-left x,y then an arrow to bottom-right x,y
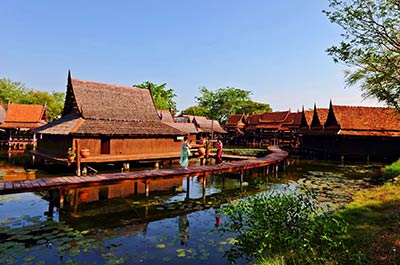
180,136 -> 191,170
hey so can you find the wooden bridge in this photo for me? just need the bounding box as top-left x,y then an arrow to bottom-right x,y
0,146 -> 288,196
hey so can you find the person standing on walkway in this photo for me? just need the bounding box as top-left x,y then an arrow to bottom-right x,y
216,138 -> 223,165
180,136 -> 191,170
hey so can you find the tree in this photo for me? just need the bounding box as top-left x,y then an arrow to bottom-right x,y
180,105 -> 209,117
196,86 -> 251,123
195,86 -> 271,123
324,0 -> 400,111
240,100 -> 272,115
134,82 -> 177,112
22,90 -> 65,121
0,78 -> 28,104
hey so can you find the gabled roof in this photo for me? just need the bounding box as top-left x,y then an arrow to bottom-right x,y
183,115 -> 207,123
0,103 -> 47,129
158,110 -> 175,123
245,114 -> 260,131
193,117 -> 226,134
331,105 -> 400,135
259,110 -> 289,123
303,102 -> 400,137
225,114 -> 247,128
38,73 -> 182,136
164,122 -> 199,134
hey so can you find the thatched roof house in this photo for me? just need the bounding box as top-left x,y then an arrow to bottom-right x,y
158,109 -> 198,138
193,117 -> 226,134
35,72 -> 184,168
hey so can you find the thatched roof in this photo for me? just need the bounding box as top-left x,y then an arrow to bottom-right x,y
37,73 -> 183,137
158,110 -> 175,123
0,104 -> 6,124
193,117 -> 226,134
0,103 -> 47,129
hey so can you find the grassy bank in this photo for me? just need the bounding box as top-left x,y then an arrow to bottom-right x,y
337,182 -> 400,264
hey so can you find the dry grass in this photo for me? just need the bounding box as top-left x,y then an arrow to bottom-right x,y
337,182 -> 400,264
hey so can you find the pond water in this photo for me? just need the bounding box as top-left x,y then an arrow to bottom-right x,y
0,150 -> 384,265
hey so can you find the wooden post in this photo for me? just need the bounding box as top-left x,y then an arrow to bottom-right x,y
76,139 -> 81,176
133,182 -> 138,195
73,189 -> 79,214
186,177 -> 190,200
145,180 -> 150,199
202,174 -> 207,203
240,168 -> 244,191
59,189 -> 65,209
47,190 -> 55,217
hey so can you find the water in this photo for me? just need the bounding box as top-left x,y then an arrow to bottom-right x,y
0,150 -> 383,264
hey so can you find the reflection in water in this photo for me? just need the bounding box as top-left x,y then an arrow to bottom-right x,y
0,150 -> 384,264
178,214 -> 189,246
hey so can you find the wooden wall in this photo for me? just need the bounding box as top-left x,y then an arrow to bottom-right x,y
37,135 -> 71,157
77,137 -> 181,156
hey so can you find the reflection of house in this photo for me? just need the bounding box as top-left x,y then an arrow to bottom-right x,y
300,102 -> 400,160
35,72 -> 184,173
0,103 -> 47,149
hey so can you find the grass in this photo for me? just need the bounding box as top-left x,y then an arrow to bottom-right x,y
337,182 -> 400,265
253,181 -> 400,265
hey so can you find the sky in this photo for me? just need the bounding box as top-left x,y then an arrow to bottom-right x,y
0,0 -> 384,112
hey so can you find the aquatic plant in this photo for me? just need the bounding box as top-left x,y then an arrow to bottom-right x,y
217,188 -> 357,264
0,216 -> 125,264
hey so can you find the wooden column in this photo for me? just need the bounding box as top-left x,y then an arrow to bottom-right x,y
186,177 -> 190,200
75,139 -> 81,176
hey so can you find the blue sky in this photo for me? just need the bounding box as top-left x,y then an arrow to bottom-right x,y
0,0 -> 383,112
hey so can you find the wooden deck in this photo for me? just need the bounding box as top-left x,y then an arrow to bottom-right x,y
0,146 -> 288,195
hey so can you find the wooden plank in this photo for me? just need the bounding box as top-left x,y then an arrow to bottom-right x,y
5,181 -> 13,191
13,181 -> 22,190
0,145 -> 288,195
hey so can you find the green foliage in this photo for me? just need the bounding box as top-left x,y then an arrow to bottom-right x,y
195,86 -> 270,123
135,81 -> 177,112
324,0 -> 400,111
0,78 -> 27,104
181,105 -> 209,117
0,78 -> 65,121
218,189 -> 356,264
383,158 -> 400,178
22,90 -> 65,121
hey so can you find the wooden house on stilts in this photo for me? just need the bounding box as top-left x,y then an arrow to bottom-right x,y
299,101 -> 400,161
0,103 -> 47,149
35,72 -> 185,174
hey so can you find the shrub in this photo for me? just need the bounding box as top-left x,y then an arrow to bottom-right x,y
383,158 -> 400,179
218,188 -> 357,264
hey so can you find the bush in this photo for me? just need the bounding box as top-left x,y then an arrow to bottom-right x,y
383,158 -> 400,178
218,188 -> 357,264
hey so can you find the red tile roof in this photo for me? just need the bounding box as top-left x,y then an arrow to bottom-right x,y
0,104 -> 47,129
332,105 -> 400,132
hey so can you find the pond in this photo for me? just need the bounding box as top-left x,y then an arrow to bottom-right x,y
0,150 -> 383,264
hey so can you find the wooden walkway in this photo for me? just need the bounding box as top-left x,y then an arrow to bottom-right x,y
0,146 -> 288,195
